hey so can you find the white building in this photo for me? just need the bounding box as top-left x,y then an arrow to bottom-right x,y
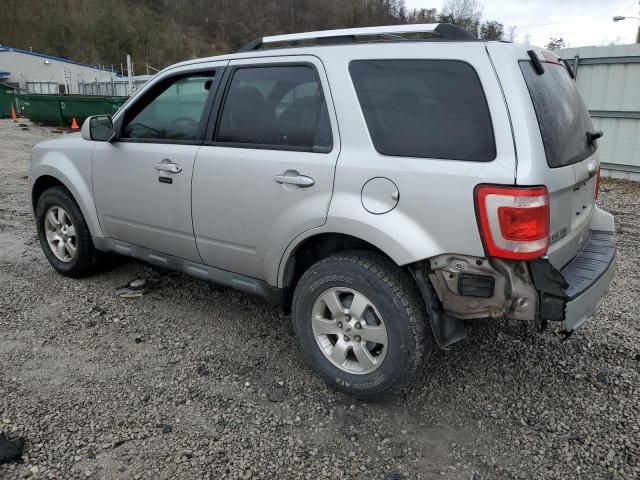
0,46 -> 120,95
560,43 -> 640,181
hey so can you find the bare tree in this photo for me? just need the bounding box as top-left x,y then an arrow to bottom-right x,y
507,25 -> 517,43
480,20 -> 504,40
440,0 -> 483,35
546,37 -> 566,50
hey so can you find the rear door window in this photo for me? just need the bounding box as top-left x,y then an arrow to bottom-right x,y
520,60 -> 596,168
349,59 -> 496,161
215,65 -> 332,151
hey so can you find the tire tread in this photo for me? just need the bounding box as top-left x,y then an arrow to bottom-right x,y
292,250 -> 431,400
36,186 -> 100,278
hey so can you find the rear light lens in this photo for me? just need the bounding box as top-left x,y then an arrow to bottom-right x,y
595,165 -> 601,199
475,185 -> 550,260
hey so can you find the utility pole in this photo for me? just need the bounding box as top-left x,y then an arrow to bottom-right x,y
290,0 -> 295,33
126,54 -> 134,96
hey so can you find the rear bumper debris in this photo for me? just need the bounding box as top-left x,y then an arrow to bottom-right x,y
530,229 -> 616,333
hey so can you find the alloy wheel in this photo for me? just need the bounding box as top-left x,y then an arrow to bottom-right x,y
44,206 -> 77,262
311,287 -> 388,375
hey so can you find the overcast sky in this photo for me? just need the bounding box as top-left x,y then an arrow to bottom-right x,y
405,0 -> 640,47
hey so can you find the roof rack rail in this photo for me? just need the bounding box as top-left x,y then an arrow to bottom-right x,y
238,23 -> 475,53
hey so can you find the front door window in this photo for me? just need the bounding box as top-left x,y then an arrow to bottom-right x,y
122,74 -> 215,141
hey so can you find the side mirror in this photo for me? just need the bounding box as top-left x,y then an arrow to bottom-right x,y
81,115 -> 114,142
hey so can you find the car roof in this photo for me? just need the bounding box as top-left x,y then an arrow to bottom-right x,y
164,23 -> 549,75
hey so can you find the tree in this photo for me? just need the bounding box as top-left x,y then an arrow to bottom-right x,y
546,37 -> 566,50
506,25 -> 518,42
406,8 -> 437,24
0,0 -> 443,69
439,0 -> 483,36
480,20 -> 504,40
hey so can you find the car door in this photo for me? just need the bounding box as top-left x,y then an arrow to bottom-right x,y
192,56 -> 340,282
92,65 -> 225,262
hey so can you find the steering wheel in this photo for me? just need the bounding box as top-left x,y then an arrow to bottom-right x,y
166,117 -> 200,139
125,122 -> 162,139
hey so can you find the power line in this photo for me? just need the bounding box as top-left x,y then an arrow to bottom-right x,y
516,17 -> 611,29
624,0 -> 639,14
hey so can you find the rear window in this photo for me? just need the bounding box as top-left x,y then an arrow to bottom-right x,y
349,59 -> 496,161
520,61 -> 596,168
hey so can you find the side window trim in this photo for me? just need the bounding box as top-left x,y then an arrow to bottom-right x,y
114,66 -> 224,146
203,61 -> 334,153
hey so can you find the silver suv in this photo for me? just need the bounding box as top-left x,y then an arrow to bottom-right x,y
29,24 -> 616,399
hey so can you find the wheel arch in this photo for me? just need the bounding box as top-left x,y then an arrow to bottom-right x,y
31,175 -> 68,210
30,166 -> 103,238
279,231 -> 400,295
275,210 -> 446,289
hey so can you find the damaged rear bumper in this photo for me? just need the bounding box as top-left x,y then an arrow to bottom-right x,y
531,206 -> 616,333
416,207 -> 615,347
560,230 -> 616,331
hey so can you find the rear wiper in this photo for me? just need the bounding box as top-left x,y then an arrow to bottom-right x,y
527,50 -> 545,75
562,59 -> 576,79
587,130 -> 603,146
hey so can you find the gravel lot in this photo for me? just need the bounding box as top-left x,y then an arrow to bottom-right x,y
0,118 -> 638,480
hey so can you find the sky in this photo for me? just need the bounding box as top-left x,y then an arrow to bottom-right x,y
404,0 -> 640,47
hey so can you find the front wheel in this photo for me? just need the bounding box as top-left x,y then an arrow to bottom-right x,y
292,251 -> 431,400
35,186 -> 101,278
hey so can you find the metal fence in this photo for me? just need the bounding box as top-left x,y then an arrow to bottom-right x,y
560,44 -> 640,181
25,81 -> 59,94
77,78 -> 150,97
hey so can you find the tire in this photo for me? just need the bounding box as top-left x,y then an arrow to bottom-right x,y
292,250 -> 431,400
35,186 -> 100,278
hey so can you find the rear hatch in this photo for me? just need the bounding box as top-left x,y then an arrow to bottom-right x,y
517,51 -> 600,268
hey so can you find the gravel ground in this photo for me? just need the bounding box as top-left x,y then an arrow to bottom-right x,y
0,118 -> 638,480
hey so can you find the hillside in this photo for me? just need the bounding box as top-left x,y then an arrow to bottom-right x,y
1,0 -> 433,70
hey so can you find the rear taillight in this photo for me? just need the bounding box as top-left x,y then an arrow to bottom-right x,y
595,166 -> 601,199
475,185 -> 550,260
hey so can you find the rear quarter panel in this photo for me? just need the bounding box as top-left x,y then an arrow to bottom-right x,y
308,43 -> 517,266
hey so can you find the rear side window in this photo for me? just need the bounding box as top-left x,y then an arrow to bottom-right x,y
349,60 -> 496,161
520,61 -> 596,168
216,65 -> 332,151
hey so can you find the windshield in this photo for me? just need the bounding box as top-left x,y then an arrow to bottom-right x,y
520,60 -> 596,168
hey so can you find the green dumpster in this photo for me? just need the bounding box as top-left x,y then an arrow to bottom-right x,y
59,96 -> 127,125
16,94 -> 62,124
0,83 -> 18,119
17,93 -> 127,126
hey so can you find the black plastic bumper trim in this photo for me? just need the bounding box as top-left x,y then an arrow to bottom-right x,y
561,231 -> 616,300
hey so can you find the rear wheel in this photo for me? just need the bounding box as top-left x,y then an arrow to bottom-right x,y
35,186 -> 100,278
292,250 -> 431,400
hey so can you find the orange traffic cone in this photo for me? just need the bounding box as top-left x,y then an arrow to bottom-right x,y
10,104 -> 18,121
70,117 -> 80,130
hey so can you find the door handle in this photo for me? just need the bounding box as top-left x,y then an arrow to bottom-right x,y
154,162 -> 182,174
274,172 -> 315,188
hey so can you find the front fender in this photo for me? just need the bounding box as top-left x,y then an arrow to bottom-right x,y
30,147 -> 104,238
